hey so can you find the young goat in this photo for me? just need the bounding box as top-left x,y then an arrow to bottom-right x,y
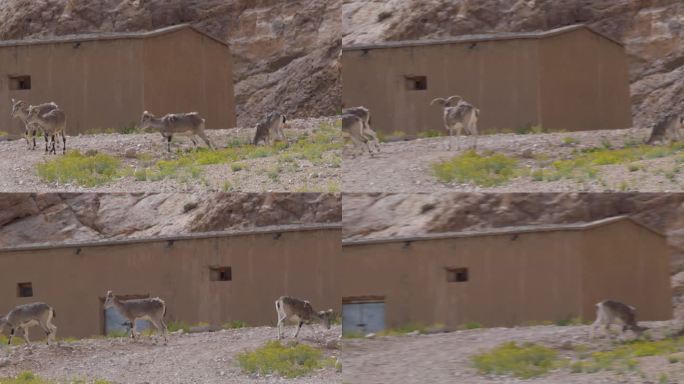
104,291 -> 168,345
275,296 -> 333,339
430,95 -> 480,150
590,300 -> 647,340
11,99 -> 59,150
646,112 -> 683,145
27,105 -> 67,154
140,111 -> 215,153
342,113 -> 374,157
0,302 -> 57,346
253,112 -> 288,146
343,106 -> 380,153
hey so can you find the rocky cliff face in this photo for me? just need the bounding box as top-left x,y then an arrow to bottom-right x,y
343,0 -> 683,128
343,192 -> 684,242
0,0 -> 341,126
0,193 -> 341,247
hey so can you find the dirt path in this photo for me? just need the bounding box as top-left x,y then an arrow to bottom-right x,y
343,322 -> 684,384
342,128 -> 684,192
0,326 -> 340,384
0,117 -> 340,193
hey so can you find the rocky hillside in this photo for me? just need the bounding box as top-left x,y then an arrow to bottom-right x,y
0,0 -> 341,126
343,192 -> 684,244
0,193 -> 341,247
343,0 -> 683,128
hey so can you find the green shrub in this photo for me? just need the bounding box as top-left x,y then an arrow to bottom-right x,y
36,151 -> 122,187
462,322 -> 483,330
432,150 -> 518,186
223,320 -> 248,329
236,340 -> 335,378
472,341 -> 558,379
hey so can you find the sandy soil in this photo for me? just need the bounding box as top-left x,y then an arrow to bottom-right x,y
0,117 -> 340,193
343,322 -> 684,384
0,326 -> 341,384
342,128 -> 684,192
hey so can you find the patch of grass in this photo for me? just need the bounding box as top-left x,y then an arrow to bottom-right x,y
432,150 -> 518,186
36,150 -> 123,187
571,337 -> 684,374
516,125 -> 545,135
377,323 -> 427,337
562,136 -> 580,146
166,321 -> 190,333
0,334 -> 28,346
327,181 -> 341,192
472,341 -> 558,379
222,320 -> 248,329
236,340 -> 335,378
461,322 -> 483,330
555,316 -> 584,326
533,143 -> 684,183
0,372 -> 50,384
221,181 -> 233,192
134,121 -> 341,182
106,329 -> 129,338
417,130 -> 444,138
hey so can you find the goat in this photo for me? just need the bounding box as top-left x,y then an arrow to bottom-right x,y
11,99 -> 58,150
104,291 -> 168,345
139,111 -> 214,153
343,106 -> 380,153
342,114 -> 374,157
27,105 -> 67,154
430,95 -> 480,150
275,296 -> 333,339
590,300 -> 647,339
0,302 -> 57,346
253,112 -> 288,146
646,112 -> 683,145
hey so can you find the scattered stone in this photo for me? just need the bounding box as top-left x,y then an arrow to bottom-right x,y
124,148 -> 138,159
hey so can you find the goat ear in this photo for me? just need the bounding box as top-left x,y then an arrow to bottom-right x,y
11,98 -> 15,104
105,290 -> 113,297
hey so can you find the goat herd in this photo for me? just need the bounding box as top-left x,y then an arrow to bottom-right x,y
0,293 -> 333,347
10,98 -> 291,155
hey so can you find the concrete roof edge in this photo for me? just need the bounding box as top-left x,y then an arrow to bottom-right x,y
341,215 -> 652,246
342,24 -> 623,51
0,223 -> 341,252
0,23 -> 230,49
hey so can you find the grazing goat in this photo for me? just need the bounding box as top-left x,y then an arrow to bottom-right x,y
646,112 -> 683,145
11,99 -> 58,150
140,111 -> 214,153
590,300 -> 647,339
342,114 -> 374,157
254,112 -> 288,145
430,95 -> 480,150
0,302 -> 57,346
104,291 -> 168,345
275,296 -> 333,339
343,106 -> 381,153
27,105 -> 67,154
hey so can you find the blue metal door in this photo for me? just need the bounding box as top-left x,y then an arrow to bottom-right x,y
104,307 -> 151,336
342,302 -> 385,336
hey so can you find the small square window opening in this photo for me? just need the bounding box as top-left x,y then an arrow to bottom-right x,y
446,268 -> 468,283
9,76 -> 31,90
210,267 -> 232,281
17,282 -> 33,297
405,76 -> 427,91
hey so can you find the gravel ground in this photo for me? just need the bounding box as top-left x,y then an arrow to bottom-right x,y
0,326 -> 341,384
342,128 -> 684,192
343,322 -> 684,384
0,117 -> 340,193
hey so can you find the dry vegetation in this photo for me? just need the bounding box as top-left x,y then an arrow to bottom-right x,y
0,117 -> 341,192
0,325 -> 341,384
343,322 -> 684,384
342,128 -> 684,192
